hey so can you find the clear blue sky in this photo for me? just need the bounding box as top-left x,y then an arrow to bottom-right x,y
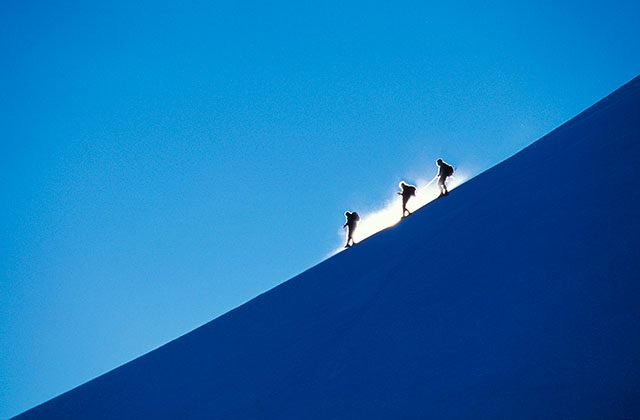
1,0 -> 638,418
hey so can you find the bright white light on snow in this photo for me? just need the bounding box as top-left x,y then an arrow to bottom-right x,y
331,172 -> 469,255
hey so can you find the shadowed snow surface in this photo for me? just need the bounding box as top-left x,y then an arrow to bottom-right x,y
14,76 -> 640,419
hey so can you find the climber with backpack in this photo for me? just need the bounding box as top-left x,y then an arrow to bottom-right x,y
343,211 -> 360,248
397,181 -> 417,218
436,158 -> 454,197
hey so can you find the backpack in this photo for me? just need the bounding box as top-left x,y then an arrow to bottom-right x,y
442,163 -> 454,177
349,212 -> 360,223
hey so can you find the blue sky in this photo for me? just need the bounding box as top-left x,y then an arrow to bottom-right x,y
1,0 -> 639,418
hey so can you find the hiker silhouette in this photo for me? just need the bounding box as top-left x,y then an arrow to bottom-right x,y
343,211 -> 360,248
397,181 -> 417,218
436,159 -> 454,197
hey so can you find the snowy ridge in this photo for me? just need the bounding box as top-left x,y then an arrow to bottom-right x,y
13,76 -> 640,419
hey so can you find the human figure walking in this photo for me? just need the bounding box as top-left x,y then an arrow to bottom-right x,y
436,159 -> 454,197
343,211 -> 360,248
397,181 -> 417,218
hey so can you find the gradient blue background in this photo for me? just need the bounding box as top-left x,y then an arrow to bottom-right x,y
1,1 -> 639,418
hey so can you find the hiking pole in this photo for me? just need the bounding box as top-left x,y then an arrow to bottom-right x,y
423,174 -> 438,189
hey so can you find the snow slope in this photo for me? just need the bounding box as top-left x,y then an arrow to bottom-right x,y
13,76 -> 640,420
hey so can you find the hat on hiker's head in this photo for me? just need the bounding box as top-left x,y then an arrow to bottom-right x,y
436,158 -> 443,164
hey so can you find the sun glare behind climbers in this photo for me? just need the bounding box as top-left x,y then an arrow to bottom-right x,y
335,172 -> 469,252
